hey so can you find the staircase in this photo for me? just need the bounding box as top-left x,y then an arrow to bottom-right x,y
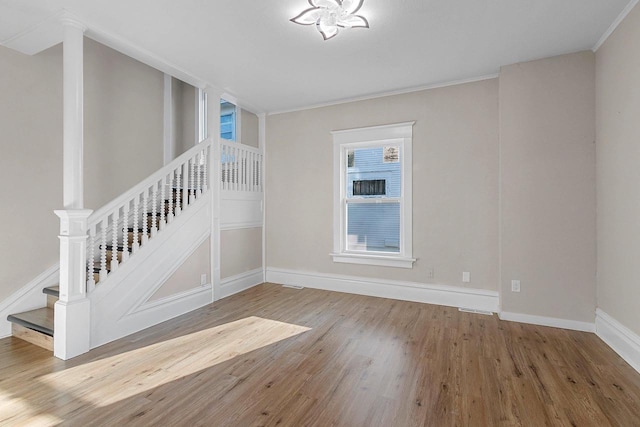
6,190 -> 187,352
4,138 -> 263,357
5,141 -> 214,354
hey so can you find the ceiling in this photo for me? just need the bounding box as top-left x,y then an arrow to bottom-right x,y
0,0 -> 632,113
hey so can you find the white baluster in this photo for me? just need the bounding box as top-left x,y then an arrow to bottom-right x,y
151,181 -> 158,237
243,150 -> 247,192
168,172 -> 175,222
121,201 -> 129,263
233,146 -> 238,191
197,151 -> 202,197
182,161 -> 189,210
258,154 -> 262,192
132,195 -> 140,252
160,176 -> 166,230
142,188 -> 149,245
250,151 -> 254,192
175,167 -> 181,216
254,152 -> 257,192
189,156 -> 196,203
203,146 -> 209,192
222,145 -> 227,190
110,209 -> 119,271
87,226 -> 96,292
99,221 -> 108,282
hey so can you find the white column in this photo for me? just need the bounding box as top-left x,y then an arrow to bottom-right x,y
54,209 -> 92,360
62,19 -> 86,209
259,113 -> 266,284
206,86 -> 222,301
55,17 -> 91,360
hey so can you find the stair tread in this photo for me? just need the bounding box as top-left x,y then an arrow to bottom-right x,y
43,286 -> 59,297
7,307 -> 54,337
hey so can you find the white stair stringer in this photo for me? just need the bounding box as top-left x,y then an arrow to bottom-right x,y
89,191 -> 212,348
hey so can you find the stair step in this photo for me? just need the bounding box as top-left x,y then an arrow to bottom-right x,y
43,286 -> 59,308
11,324 -> 53,351
42,286 -> 59,297
7,307 -> 54,337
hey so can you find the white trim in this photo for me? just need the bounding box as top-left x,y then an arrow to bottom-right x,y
220,268 -> 264,299
122,230 -> 211,317
266,268 -> 499,313
330,253 -> 415,269
592,0 -> 639,52
135,284 -> 212,313
0,264 -> 59,338
498,311 -> 595,333
220,221 -> 263,231
332,122 -> 414,268
596,309 -> 640,374
268,74 -> 499,115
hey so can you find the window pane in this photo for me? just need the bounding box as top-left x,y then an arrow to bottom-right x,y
220,99 -> 236,141
347,146 -> 400,199
347,203 -> 400,253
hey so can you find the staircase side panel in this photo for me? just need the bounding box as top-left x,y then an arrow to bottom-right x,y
90,193 -> 212,348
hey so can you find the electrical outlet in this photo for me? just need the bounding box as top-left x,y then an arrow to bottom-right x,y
201,274 -> 207,286
462,271 -> 470,283
427,267 -> 434,280
511,280 -> 521,292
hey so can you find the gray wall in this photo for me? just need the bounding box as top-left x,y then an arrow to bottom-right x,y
596,3 -> 640,335
172,77 -> 197,156
499,52 -> 597,322
0,44 -> 63,303
241,109 -> 259,148
221,228 -> 263,279
266,79 -> 500,291
0,38 -> 166,302
84,38 -> 164,209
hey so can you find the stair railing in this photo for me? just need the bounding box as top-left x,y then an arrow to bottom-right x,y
85,139 -> 212,291
220,141 -> 263,193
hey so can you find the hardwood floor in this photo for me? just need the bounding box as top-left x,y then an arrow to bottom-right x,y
1,283 -> 639,426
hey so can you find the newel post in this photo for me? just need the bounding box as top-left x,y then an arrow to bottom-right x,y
54,16 -> 91,360
54,210 -> 92,359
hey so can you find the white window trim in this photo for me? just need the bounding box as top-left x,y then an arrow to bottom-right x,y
330,122 -> 416,269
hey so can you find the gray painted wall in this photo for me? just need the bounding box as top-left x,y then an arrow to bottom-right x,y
596,3 -> 640,335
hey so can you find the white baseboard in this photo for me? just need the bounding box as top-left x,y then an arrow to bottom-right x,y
596,308 -> 640,374
220,268 -> 264,299
265,268 -> 499,313
0,264 -> 59,339
498,311 -> 595,332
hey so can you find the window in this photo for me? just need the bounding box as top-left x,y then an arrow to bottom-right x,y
331,122 -> 415,268
220,99 -> 236,141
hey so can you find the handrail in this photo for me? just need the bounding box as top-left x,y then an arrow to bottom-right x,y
220,139 -> 262,155
89,139 -> 212,224
85,138 -> 212,289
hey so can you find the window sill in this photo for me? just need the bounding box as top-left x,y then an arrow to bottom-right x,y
330,253 -> 416,269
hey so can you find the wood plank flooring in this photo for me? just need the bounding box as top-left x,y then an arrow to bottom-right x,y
1,283 -> 639,426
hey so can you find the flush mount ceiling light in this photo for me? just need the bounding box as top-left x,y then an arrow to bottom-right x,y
291,0 -> 369,40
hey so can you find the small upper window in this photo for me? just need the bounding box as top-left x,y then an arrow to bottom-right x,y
220,99 -> 236,141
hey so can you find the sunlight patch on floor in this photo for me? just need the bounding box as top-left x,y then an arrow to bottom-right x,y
40,316 -> 310,407
0,390 -> 62,425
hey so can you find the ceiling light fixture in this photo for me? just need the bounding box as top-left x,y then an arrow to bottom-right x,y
291,0 -> 369,40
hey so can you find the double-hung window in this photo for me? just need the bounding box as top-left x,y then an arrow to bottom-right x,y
331,122 -> 415,268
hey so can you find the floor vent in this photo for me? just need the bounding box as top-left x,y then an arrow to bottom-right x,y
282,284 -> 305,290
458,307 -> 493,316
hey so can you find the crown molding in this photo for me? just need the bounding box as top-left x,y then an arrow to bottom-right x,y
592,0 -> 639,52
267,73 -> 499,116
